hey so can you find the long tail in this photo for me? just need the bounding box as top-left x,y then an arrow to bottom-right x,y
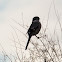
25,36 -> 31,50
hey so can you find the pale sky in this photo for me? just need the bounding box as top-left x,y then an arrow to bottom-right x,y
0,0 -> 62,61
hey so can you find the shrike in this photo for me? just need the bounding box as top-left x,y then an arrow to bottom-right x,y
25,16 -> 41,50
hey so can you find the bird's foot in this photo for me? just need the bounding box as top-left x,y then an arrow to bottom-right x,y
37,37 -> 40,39
35,35 -> 40,39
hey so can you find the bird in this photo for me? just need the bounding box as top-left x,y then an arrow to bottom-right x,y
25,16 -> 41,50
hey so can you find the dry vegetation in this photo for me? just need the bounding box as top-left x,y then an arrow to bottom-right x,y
0,0 -> 62,62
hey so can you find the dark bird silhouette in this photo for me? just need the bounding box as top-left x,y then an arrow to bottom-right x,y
25,16 -> 41,50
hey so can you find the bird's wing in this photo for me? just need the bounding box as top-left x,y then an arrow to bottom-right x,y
28,22 -> 39,32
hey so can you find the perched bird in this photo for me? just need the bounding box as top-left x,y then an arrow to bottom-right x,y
25,16 -> 41,50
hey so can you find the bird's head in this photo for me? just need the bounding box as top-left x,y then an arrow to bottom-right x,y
32,16 -> 40,22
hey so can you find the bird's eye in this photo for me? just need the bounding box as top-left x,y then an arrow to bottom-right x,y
32,20 -> 39,22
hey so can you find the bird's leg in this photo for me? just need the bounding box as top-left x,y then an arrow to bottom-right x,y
35,35 -> 40,39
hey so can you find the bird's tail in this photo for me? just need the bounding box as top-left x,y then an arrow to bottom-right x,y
25,36 -> 31,50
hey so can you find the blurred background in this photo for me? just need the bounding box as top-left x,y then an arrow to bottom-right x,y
0,0 -> 62,62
